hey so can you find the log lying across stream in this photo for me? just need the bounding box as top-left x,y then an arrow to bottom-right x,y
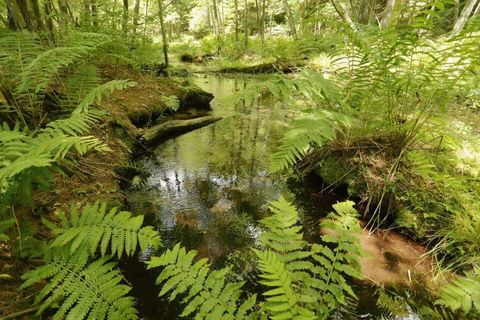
140,116 -> 222,146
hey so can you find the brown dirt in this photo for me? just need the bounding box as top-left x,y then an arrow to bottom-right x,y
321,220 -> 436,288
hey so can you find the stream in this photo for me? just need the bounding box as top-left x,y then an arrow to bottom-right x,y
123,74 -> 433,320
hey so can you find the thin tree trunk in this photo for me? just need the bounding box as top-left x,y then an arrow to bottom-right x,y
123,0 -> 129,39
234,0 -> 239,43
58,0 -> 69,35
380,0 -> 404,28
132,0 -> 141,45
330,0 -> 356,29
451,0 -> 478,34
143,0 -> 149,44
44,0 -> 56,44
157,0 -> 169,67
454,0 -> 460,21
282,0 -> 296,38
244,0 -> 248,51
5,0 -> 26,30
82,0 -> 91,27
91,0 -> 98,27
358,0 -> 373,23
260,0 -> 266,47
212,0 -> 221,54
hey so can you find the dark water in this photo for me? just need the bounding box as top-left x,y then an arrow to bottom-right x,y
123,75 -> 428,320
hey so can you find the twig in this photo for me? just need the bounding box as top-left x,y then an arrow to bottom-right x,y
0,306 -> 39,320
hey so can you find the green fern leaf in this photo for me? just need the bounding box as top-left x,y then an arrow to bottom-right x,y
21,250 -> 138,320
48,201 -> 161,257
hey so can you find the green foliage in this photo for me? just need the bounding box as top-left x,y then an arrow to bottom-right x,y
78,80 -> 138,112
270,110 -> 355,172
147,244 -> 257,319
21,250 -> 138,320
256,197 -> 363,319
0,218 -> 15,241
45,201 -> 161,257
160,95 -> 180,112
22,202 -> 162,319
147,197 -> 363,320
0,110 -> 109,208
436,268 -> 480,315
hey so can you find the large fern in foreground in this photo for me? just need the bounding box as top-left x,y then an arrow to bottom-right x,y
45,201 -> 161,257
147,197 -> 363,320
22,202 -> 162,320
436,267 -> 480,315
147,244 -> 257,319
21,250 -> 138,320
255,197 -> 363,319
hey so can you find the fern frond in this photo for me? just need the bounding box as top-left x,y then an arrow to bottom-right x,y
47,201 -> 161,257
78,80 -> 138,112
270,110 -> 355,172
256,198 -> 363,319
18,46 -> 93,94
147,244 -> 257,319
436,268 -> 480,314
21,250 -> 138,320
0,110 -> 107,201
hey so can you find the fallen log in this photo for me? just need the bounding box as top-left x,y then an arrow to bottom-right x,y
139,116 -> 222,146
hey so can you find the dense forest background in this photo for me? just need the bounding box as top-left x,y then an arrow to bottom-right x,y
0,0 -> 479,319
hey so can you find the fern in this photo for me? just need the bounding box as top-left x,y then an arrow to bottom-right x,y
0,110 -> 109,205
21,250 -> 138,320
270,110 -> 355,172
160,95 -> 181,112
45,201 -> 161,257
0,218 -> 15,241
17,32 -> 110,94
78,80 -> 138,112
436,268 -> 480,314
147,244 -> 257,319
147,197 -> 363,320
255,197 -> 363,319
21,201 -> 163,319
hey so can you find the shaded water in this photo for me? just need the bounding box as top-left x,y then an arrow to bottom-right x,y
124,75 -> 433,319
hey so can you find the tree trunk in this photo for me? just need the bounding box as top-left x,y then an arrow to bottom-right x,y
143,0 -> 149,44
260,0 -> 266,47
123,0 -> 129,39
212,0 -> 221,54
282,0 -> 296,38
330,0 -> 356,29
132,0 -> 141,45
380,0 -> 404,28
234,0 -> 239,43
451,0 -> 478,34
244,0 -> 248,51
5,0 -> 44,32
82,0 -> 92,27
157,0 -> 169,67
58,0 -> 69,35
140,116 -> 221,146
358,0 -> 373,24
43,0 -> 56,44
5,0 -> 27,30
91,0 -> 98,27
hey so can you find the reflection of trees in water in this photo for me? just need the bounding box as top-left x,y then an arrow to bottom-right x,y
129,75 -> 296,265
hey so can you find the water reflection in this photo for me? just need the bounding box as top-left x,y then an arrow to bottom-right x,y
128,75 -> 294,262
